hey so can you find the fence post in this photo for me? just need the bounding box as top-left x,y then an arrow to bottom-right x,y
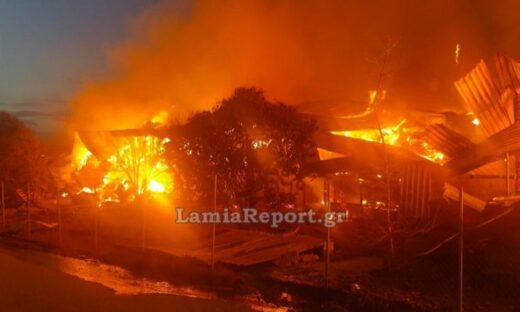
1,181 -> 5,231
506,153 -> 511,196
27,183 -> 31,239
56,184 -> 62,244
324,179 -> 331,287
141,197 -> 146,250
459,186 -> 464,312
94,190 -> 99,252
211,175 -> 217,272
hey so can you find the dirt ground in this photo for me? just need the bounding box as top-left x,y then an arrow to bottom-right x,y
0,246 -> 249,312
1,202 -> 520,311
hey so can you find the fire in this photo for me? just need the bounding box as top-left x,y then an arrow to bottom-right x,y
71,113 -> 174,203
148,179 -> 166,193
369,89 -> 386,105
330,88 -> 448,164
467,112 -> 480,126
331,119 -> 447,164
101,136 -> 173,198
413,140 -> 445,163
72,133 -> 95,170
150,110 -> 169,125
79,187 -> 95,194
252,138 -> 272,149
331,119 -> 405,146
455,43 -> 461,64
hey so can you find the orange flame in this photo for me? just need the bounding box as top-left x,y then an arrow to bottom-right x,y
71,113 -> 174,203
330,118 -> 446,164
331,119 -> 405,146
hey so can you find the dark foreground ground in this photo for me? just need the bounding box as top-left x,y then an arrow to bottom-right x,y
1,202 -> 520,311
0,246 -> 249,312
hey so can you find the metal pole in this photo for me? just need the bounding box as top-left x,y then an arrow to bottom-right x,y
1,181 -> 5,231
95,190 -> 99,252
324,180 -> 331,287
211,175 -> 217,271
141,201 -> 145,250
513,92 -> 520,194
459,186 -> 464,312
506,153 -> 511,196
57,185 -> 61,244
27,184 -> 31,239
95,205 -> 99,252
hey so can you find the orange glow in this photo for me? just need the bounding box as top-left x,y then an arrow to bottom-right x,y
251,138 -> 272,149
418,141 -> 445,163
331,119 -> 405,146
72,133 -> 95,170
455,43 -> 461,64
150,110 -> 170,125
101,136 -> 174,197
71,115 -> 174,203
472,117 -> 480,126
330,118 -> 447,164
79,187 -> 95,194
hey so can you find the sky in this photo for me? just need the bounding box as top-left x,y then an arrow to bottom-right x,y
0,0 -> 164,134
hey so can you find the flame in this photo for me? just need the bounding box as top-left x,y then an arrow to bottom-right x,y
472,117 -> 480,126
102,136 -> 174,197
417,141 -> 445,163
71,115 -> 174,203
455,43 -> 461,64
79,187 -> 95,194
148,179 -> 166,193
331,116 -> 447,164
331,119 -> 405,146
369,89 -> 386,105
251,138 -> 272,149
150,110 -> 169,125
72,133 -> 95,170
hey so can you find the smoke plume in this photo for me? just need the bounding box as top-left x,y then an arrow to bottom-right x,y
71,0 -> 520,130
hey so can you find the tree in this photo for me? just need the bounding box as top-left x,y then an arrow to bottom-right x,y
166,88 -> 317,206
0,112 -> 47,199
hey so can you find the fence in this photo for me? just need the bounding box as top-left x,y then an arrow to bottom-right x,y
0,180 -> 519,311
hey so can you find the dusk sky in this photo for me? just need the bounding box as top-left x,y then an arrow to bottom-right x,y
0,0 -> 169,133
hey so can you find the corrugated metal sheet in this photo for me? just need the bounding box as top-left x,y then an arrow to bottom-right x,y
399,164 -> 441,226
421,124 -> 474,159
448,121 -> 520,174
454,54 -> 520,137
471,160 -> 507,177
453,54 -> 520,179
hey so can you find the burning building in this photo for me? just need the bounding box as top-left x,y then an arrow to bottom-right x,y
61,114 -> 174,205
294,54 -> 520,234
58,54 -> 520,222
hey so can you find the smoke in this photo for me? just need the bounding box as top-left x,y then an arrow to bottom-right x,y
71,0 -> 520,130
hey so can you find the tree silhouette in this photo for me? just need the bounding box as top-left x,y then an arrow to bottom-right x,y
166,88 -> 317,206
